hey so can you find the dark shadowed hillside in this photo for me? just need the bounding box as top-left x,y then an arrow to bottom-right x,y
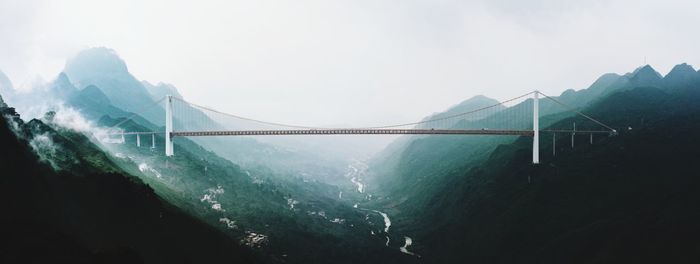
0,101 -> 256,264
367,65 -> 700,263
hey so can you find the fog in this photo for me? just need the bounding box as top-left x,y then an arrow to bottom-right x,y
1,0 -> 700,127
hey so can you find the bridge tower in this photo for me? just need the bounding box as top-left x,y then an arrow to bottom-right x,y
165,95 -> 174,156
533,91 -> 539,164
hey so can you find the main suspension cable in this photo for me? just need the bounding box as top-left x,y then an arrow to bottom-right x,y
174,91 -> 535,130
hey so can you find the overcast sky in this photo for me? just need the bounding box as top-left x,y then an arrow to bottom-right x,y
1,0 -> 699,126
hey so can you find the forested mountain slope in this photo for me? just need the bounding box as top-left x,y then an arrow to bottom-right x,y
0,100 -> 255,264
368,65 -> 700,263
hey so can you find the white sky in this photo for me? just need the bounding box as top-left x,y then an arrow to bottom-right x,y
1,0 -> 700,126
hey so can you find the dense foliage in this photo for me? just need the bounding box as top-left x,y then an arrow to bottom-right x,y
0,105 -> 255,263
366,65 -> 700,263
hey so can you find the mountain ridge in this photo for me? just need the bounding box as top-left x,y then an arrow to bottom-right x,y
0,70 -> 14,101
365,63 -> 700,262
0,102 -> 256,263
64,47 -> 160,121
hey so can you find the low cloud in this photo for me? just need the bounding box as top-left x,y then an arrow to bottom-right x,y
28,133 -> 59,169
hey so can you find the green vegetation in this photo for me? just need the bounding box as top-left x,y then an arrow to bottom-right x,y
366,65 -> 700,263
4,50 -> 700,263
0,105 -> 255,263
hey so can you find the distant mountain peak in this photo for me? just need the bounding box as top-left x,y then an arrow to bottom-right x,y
53,72 -> 73,87
50,72 -> 78,99
62,47 -> 158,115
0,94 -> 6,108
667,63 -> 696,75
421,94 -> 501,125
633,64 -> 662,78
663,63 -> 698,88
64,47 -> 130,84
451,95 -> 499,110
592,73 -> 622,84
74,85 -> 112,106
0,70 -> 14,97
586,73 -> 622,93
628,64 -> 663,88
467,94 -> 494,101
56,71 -> 71,82
141,80 -> 183,100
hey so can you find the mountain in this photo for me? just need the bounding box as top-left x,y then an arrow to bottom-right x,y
369,94 -> 509,191
96,112 -> 412,264
1,69 -> 405,262
51,48 -> 409,262
366,64 -> 700,262
425,95 -> 501,118
0,102 -> 255,263
558,73 -> 622,105
61,48 -> 309,177
64,47 -> 161,123
16,46 -> 700,262
588,72 -> 623,92
367,80 -> 617,194
142,81 -> 183,101
0,71 -> 78,118
50,72 -> 78,99
628,64 -> 663,88
0,94 -> 5,108
663,63 -> 698,89
550,65 -> 669,113
419,95 -> 504,127
67,84 -> 134,121
0,70 -> 15,102
57,48 -> 360,182
74,84 -> 111,106
408,86 -> 700,263
62,48 -> 371,191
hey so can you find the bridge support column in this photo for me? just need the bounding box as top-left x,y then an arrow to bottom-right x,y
165,95 -> 174,156
572,122 -> 576,148
151,134 -> 155,149
137,134 -> 141,147
533,91 -> 539,164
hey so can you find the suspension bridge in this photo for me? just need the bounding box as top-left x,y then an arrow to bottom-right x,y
107,91 -> 616,164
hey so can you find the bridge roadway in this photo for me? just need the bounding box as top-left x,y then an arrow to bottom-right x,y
171,129 -> 535,137
113,131 -> 162,135
112,129 -> 613,137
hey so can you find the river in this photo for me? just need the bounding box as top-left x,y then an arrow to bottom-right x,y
345,160 -> 419,257
400,236 -> 418,256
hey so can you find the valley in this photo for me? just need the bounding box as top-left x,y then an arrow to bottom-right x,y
2,4 -> 700,261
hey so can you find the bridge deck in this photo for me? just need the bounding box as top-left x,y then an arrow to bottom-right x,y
112,131 -> 162,135
172,129 -> 535,137
111,129 -> 613,137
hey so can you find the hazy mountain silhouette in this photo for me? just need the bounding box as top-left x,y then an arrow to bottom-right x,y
419,95 -> 504,126
142,81 -> 183,101
66,84 -> 137,121
663,63 -> 698,89
50,72 -> 78,99
628,64 -> 663,88
0,70 -> 14,102
64,47 -> 161,122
